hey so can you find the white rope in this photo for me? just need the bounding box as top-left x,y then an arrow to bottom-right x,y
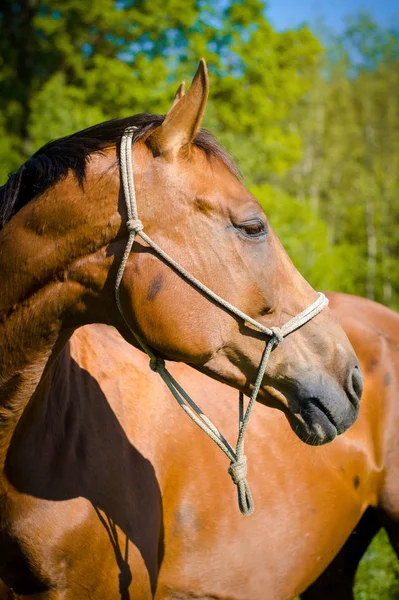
115,126 -> 328,515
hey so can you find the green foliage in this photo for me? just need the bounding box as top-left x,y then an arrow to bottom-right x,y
355,530 -> 399,600
28,73 -> 106,148
253,184 -> 361,292
282,16 -> 399,307
0,0 -> 321,182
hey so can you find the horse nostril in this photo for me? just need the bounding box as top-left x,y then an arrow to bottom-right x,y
347,364 -> 363,408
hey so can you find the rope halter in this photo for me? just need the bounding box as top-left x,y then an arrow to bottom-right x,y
115,126 -> 328,516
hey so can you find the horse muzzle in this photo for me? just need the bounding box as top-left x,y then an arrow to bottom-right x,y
270,362 -> 363,446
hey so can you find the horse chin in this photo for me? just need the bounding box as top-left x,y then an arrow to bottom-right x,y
285,408 -> 338,446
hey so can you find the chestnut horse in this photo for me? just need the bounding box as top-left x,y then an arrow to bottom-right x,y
0,61 -> 361,596
0,292 -> 397,599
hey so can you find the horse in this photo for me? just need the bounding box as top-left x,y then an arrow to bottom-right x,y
0,60 -> 361,596
0,292 -> 397,599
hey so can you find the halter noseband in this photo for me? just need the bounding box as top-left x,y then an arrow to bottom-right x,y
115,126 -> 328,515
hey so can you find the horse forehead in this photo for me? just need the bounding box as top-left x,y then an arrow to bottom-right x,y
136,143 -> 253,205
179,153 -> 254,210
190,149 -> 240,187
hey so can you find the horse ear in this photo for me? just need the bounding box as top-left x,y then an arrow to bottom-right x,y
147,59 -> 209,157
169,81 -> 185,111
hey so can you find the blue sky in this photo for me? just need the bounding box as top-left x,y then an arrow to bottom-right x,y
266,0 -> 399,32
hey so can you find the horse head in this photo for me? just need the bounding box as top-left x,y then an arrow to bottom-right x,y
0,61 -> 362,448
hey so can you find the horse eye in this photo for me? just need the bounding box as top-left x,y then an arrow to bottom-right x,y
236,221 -> 266,237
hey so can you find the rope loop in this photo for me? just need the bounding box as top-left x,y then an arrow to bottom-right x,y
126,218 -> 144,233
228,455 -> 248,484
270,326 -> 284,344
238,481 -> 254,515
149,356 -> 166,373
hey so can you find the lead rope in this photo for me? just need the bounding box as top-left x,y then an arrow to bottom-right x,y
115,126 -> 328,515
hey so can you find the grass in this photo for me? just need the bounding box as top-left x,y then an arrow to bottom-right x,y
354,530 -> 399,599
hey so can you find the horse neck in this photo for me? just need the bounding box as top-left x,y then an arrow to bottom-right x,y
0,167 -> 121,456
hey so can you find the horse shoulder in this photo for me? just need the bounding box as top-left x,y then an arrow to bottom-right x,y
328,292 -> 399,515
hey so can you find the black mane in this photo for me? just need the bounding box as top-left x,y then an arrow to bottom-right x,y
0,113 -> 240,230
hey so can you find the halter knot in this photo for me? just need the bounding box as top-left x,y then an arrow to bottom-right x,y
270,326 -> 284,344
228,456 -> 248,485
149,356 -> 165,373
126,218 -> 144,233
123,125 -> 138,136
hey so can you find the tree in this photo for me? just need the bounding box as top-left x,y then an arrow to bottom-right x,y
0,0 -> 321,183
282,16 -> 399,307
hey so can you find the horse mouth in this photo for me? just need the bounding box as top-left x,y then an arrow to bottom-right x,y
299,398 -> 339,445
263,386 -> 339,446
284,401 -> 338,446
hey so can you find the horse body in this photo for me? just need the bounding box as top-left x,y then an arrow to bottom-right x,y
1,292 -> 397,599
0,62 -> 366,598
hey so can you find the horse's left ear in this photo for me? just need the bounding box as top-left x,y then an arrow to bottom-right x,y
147,59 -> 209,158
